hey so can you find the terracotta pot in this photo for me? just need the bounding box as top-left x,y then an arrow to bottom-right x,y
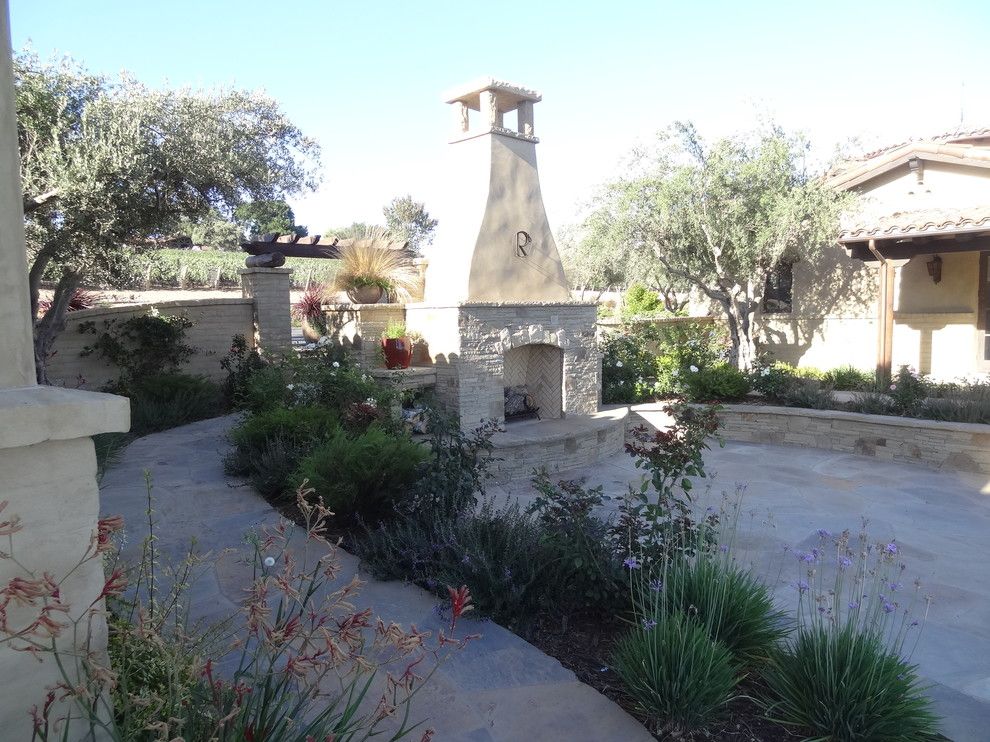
301,316 -> 324,343
381,337 -> 412,369
347,285 -> 384,304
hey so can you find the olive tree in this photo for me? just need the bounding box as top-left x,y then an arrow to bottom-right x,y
383,194 -> 437,252
594,123 -> 848,369
16,52 -> 320,382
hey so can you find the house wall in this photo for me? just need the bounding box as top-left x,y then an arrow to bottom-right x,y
758,162 -> 987,378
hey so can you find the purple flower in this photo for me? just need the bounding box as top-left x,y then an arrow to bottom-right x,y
889,582 -> 902,592
503,567 -> 513,580
649,579 -> 663,592
718,544 -> 729,553
461,554 -> 471,564
817,528 -> 832,539
848,601 -> 860,610
623,556 -> 641,570
799,550 -> 819,564
796,580 -> 809,593
883,601 -> 896,614
838,556 -> 853,569
884,541 -> 898,555
910,620 -> 920,627
641,618 -> 657,630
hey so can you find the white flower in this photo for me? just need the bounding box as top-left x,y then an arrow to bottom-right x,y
286,384 -> 295,391
361,374 -> 368,381
615,360 -> 623,368
332,361 -> 340,368
761,367 -> 771,376
148,306 -> 160,317
672,368 -> 679,377
263,556 -> 276,568
689,365 -> 699,373
889,383 -> 897,391
317,336 -> 331,347
365,397 -> 377,407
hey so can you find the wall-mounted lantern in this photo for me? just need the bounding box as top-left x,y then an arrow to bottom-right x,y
926,254 -> 942,284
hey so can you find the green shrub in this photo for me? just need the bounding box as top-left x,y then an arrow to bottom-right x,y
129,374 -> 222,435
356,498 -> 554,631
682,363 -> 750,402
220,334 -> 267,408
916,379 -> 990,424
225,406 -> 340,497
79,313 -> 195,393
762,624 -> 939,741
822,364 -> 874,391
527,472 -> 623,617
600,321 -> 730,403
292,426 -> 426,520
750,362 -> 799,401
622,283 -> 664,318
612,611 -> 737,734
887,365 -> 929,415
848,390 -> 899,416
779,378 -> 835,410
645,556 -> 788,665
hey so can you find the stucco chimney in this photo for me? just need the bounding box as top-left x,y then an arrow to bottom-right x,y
424,78 -> 571,304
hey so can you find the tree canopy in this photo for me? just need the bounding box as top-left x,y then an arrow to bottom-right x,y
16,51 -> 320,381
585,123 -> 849,368
235,200 -> 307,239
383,195 -> 437,252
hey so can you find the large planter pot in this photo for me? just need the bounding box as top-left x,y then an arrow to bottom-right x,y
301,315 -> 325,343
381,337 -> 412,369
347,285 -> 384,304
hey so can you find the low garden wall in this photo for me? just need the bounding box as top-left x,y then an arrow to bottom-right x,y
633,403 -> 990,475
46,298 -> 255,389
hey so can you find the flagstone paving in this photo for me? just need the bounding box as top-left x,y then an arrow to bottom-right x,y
492,421 -> 990,742
100,413 -> 990,740
99,415 -> 653,742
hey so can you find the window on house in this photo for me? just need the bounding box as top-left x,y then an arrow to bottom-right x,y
763,262 -> 793,314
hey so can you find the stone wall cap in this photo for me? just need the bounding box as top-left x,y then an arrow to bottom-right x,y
0,385 -> 130,450
238,267 -> 293,275
68,298 -> 254,320
637,402 -> 990,435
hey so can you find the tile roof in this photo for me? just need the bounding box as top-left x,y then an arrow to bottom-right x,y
839,206 -> 990,243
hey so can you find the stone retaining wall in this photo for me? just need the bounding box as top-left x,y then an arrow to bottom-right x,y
633,403 -> 990,475
46,298 -> 255,389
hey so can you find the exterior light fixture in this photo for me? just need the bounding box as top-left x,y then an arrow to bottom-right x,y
926,254 -> 942,284
908,156 -> 924,185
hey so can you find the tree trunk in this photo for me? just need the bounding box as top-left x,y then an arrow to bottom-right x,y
724,297 -> 758,371
34,269 -> 81,385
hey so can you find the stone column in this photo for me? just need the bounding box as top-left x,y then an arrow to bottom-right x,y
240,267 -> 293,356
517,100 -> 534,137
0,2 -> 130,737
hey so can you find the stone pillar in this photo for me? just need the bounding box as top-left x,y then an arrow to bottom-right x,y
0,3 -> 130,737
517,100 -> 534,137
240,267 -> 293,356
480,89 -> 502,128
451,100 -> 469,136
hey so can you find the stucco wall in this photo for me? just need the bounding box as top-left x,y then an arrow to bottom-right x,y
45,298 -> 255,389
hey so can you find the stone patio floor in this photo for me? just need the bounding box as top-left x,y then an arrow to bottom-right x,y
492,421 -> 990,742
100,413 -> 990,741
99,416 -> 653,742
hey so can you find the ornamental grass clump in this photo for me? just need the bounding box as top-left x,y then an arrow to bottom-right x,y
612,610 -> 737,735
761,524 -> 939,740
332,228 -> 419,302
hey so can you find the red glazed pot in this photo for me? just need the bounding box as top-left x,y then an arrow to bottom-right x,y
381,337 -> 412,369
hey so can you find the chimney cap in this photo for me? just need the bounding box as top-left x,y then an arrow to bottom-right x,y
444,77 -> 542,111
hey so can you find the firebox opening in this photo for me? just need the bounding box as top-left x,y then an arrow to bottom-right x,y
503,343 -> 563,422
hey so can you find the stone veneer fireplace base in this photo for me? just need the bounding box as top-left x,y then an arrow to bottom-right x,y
325,301 -> 601,430
405,302 -> 601,429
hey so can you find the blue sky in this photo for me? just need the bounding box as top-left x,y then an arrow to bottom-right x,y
11,0 -> 990,238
